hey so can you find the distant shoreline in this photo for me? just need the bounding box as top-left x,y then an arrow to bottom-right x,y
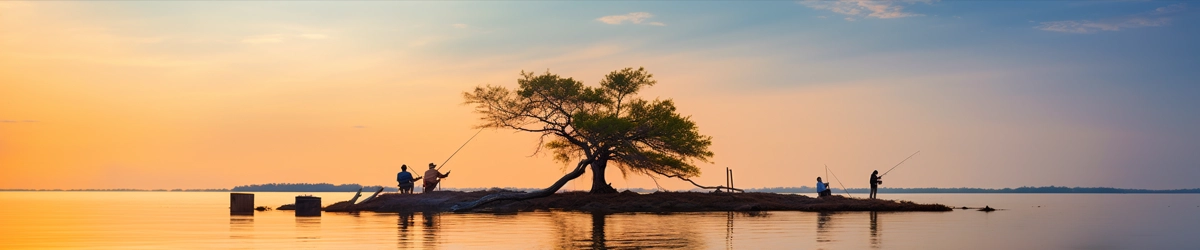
3,185 -> 1199,193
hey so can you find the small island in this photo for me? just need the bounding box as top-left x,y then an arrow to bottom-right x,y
320,190 -> 952,213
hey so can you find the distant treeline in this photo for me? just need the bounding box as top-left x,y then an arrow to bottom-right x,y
6,185 -> 1199,193
0,188 -> 229,192
745,186 -> 1200,194
231,183 -> 398,192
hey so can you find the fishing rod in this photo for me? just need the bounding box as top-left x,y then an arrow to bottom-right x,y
880,150 -> 920,177
826,164 -> 853,197
437,128 -> 485,171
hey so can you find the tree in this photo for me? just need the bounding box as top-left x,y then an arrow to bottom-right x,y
451,67 -> 718,211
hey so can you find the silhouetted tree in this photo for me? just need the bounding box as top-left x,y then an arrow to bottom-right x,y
453,68 -> 714,210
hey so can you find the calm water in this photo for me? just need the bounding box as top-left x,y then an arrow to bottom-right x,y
1,192 -> 1197,249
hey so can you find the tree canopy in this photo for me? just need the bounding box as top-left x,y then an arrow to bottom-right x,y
462,67 -> 714,194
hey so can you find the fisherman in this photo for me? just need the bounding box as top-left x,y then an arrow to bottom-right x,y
423,163 -> 451,193
869,170 -> 883,199
396,165 -> 422,194
816,177 -> 832,197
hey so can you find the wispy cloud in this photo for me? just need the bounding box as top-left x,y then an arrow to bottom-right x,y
240,34 -> 286,44
452,23 -> 469,29
596,12 -> 665,26
299,33 -> 328,40
799,0 -> 927,20
1037,3 -> 1185,34
0,119 -> 37,123
242,33 -> 332,44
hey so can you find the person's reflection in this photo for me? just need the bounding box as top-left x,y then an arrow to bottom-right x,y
590,212 -> 607,250
422,212 -> 440,249
229,216 -> 253,239
869,211 -> 881,248
397,212 -> 416,249
816,212 -> 834,243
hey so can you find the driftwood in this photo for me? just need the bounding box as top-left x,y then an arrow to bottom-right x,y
358,188 -> 386,204
451,159 -> 592,212
647,168 -> 743,193
347,188 -> 364,204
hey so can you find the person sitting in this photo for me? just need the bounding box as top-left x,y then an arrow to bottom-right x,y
422,163 -> 451,193
816,177 -> 832,197
396,164 -> 422,194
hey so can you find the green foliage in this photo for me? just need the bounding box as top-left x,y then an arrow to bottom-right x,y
463,67 -> 713,179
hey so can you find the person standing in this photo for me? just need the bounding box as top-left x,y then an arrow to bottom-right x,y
869,170 -> 883,199
423,163 -> 451,193
396,165 -> 422,194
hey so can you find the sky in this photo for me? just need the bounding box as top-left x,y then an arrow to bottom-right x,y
1,1 -> 1198,190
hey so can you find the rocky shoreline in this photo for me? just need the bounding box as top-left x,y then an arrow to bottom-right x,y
310,190 -> 952,213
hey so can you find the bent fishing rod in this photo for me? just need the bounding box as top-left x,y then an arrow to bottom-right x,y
880,150 -> 920,177
437,128 -> 485,171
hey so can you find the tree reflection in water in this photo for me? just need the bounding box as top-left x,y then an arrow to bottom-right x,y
551,212 -> 703,249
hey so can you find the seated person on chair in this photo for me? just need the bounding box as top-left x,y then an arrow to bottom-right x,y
817,177 -> 832,197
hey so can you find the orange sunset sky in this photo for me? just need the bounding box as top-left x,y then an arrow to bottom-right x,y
3,1 -> 1198,190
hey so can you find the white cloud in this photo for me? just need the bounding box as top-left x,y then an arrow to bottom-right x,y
1156,3 -> 1186,14
452,23 -> 469,29
800,0 -> 926,20
596,12 -> 664,26
1036,18 -> 1168,33
1037,4 -> 1184,34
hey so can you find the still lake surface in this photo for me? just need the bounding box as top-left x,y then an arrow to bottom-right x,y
1,192 -> 1196,249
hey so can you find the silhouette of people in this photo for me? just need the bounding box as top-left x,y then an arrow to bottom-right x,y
869,170 -> 882,199
816,177 -> 832,197
423,163 -> 450,193
396,165 -> 422,194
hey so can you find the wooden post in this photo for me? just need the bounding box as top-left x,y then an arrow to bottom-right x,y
295,196 -> 321,217
729,169 -> 735,192
725,167 -> 731,192
230,193 -> 254,215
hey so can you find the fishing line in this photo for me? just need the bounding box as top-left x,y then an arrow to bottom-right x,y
438,128 -> 486,171
826,164 -> 853,197
878,149 -> 921,176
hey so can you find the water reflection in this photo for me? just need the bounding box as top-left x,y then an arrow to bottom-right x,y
422,212 -> 439,249
589,213 -> 607,249
725,212 -> 734,250
870,211 -> 881,248
229,216 -> 253,239
552,212 -> 703,249
397,212 -> 415,249
295,217 -> 321,241
816,212 -> 834,243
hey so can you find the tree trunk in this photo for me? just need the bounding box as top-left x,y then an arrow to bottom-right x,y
450,158 -> 593,212
589,158 -> 618,194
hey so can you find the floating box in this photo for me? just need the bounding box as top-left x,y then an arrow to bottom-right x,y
295,196 -> 321,217
230,193 -> 254,215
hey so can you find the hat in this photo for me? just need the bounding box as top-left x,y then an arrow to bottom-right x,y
429,163 -> 437,168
